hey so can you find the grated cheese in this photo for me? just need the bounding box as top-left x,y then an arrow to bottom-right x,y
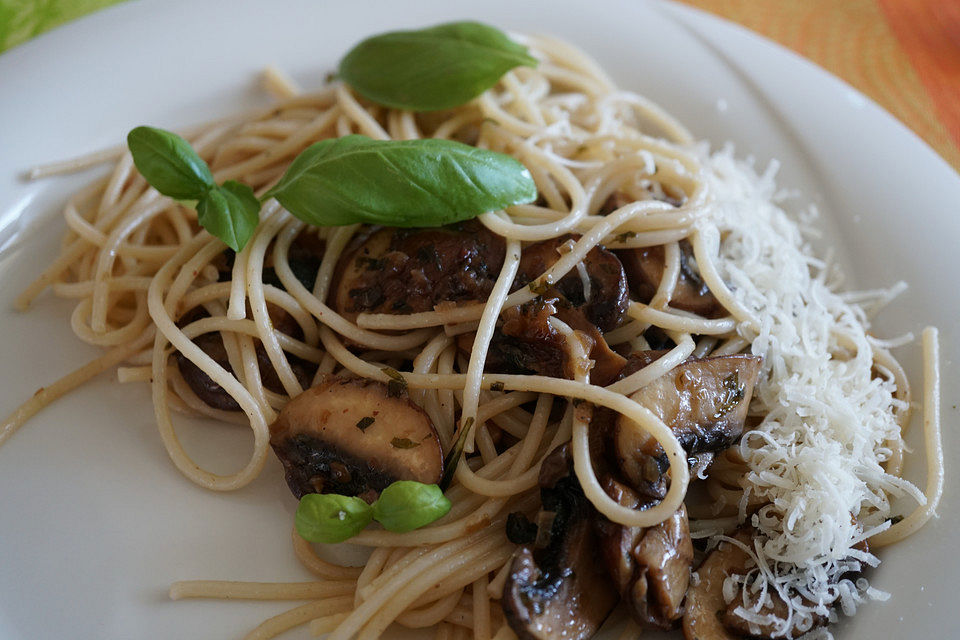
699,145 -> 925,637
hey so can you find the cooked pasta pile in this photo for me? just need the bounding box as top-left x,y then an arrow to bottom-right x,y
3,32 -> 942,640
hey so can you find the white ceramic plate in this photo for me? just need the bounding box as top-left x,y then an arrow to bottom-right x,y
0,1 -> 956,638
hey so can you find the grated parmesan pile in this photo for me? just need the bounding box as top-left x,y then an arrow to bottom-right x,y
699,146 -> 926,637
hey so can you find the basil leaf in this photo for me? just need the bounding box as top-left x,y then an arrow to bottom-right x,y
372,481 -> 451,533
127,126 -> 215,200
266,135 -> 536,228
196,181 -> 261,252
295,493 -> 374,544
339,21 -> 537,111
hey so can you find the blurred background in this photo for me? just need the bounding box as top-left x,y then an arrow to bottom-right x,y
2,0 -> 958,171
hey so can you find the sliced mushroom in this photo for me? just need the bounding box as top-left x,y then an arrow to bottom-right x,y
478,235 -> 628,385
215,229 -> 326,292
615,353 -> 762,489
684,531 -> 828,640
269,376 -> 443,501
721,592 -> 828,640
595,476 -> 693,629
175,305 -> 317,411
483,298 -> 570,379
512,235 -> 628,333
175,329 -> 241,411
330,220 -> 505,320
683,532 -> 752,640
616,240 -> 724,318
265,228 -> 326,292
503,444 -> 618,640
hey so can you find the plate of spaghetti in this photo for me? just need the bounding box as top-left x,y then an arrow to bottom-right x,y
0,1 -> 956,639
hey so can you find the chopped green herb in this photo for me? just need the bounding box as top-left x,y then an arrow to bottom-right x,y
391,437 -> 421,449
381,366 -> 405,381
440,417 -> 475,490
527,279 -> 550,295
490,381 -> 505,392
381,366 -> 409,397
713,372 -> 745,419
356,416 -> 375,431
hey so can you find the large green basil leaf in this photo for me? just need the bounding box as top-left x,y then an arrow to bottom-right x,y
265,135 -> 536,227
338,21 -> 537,111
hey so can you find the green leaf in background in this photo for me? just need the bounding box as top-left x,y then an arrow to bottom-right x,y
266,135 -> 537,228
196,180 -> 260,252
339,21 -> 538,111
295,493 -> 374,544
127,126 -> 215,200
372,481 -> 451,533
0,0 -> 127,54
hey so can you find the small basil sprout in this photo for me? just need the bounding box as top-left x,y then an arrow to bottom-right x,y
295,493 -> 373,544
127,126 -> 214,201
196,181 -> 261,252
127,126 -> 262,251
372,481 -> 451,533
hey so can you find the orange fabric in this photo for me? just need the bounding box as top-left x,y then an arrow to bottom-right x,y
675,0 -> 960,171
879,0 -> 960,159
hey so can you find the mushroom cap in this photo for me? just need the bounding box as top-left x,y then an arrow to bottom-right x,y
511,235 -> 629,334
269,376 -> 443,500
615,353 -> 762,489
502,445 -> 618,640
616,240 -> 725,318
330,221 -> 505,320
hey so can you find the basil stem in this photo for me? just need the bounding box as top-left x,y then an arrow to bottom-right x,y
265,135 -> 536,228
339,21 -> 538,111
439,417 -> 475,491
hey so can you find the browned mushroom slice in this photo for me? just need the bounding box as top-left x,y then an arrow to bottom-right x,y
683,533 -> 752,640
630,503 -> 693,628
513,235 -> 628,333
175,330 -> 241,411
214,229 -> 326,292
484,298 -> 570,379
175,305 -> 317,411
488,235 -> 627,384
721,592 -> 829,639
269,376 -> 443,501
503,445 -> 618,640
684,532 -> 828,640
615,354 -> 762,489
466,298 -> 625,386
595,476 -> 693,629
330,220 -> 505,320
616,240 -> 725,318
